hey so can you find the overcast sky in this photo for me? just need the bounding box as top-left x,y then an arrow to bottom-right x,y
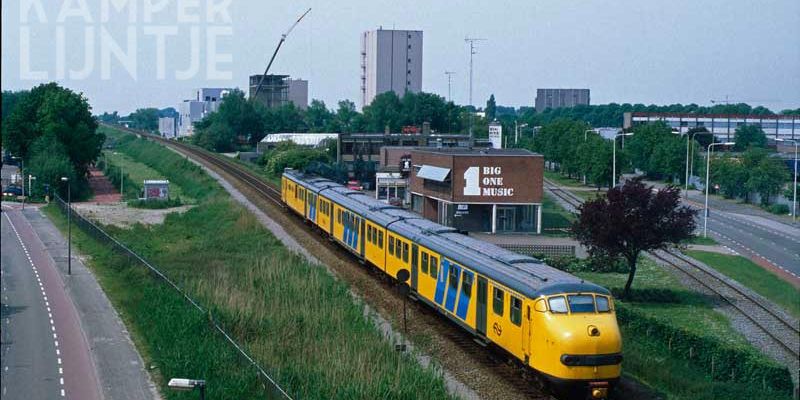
2,0 -> 799,115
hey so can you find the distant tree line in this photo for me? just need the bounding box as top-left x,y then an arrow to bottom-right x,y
97,107 -> 178,131
2,84 -> 105,199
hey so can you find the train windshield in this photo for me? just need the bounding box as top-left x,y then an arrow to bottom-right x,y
548,296 -> 568,313
596,296 -> 611,312
567,295 -> 596,313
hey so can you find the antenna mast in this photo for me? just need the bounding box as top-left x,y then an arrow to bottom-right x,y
464,37 -> 486,139
444,71 -> 456,102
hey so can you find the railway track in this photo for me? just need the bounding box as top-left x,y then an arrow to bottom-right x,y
542,177 -> 800,362
117,127 -> 554,399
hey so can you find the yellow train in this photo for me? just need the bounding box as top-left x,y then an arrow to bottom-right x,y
282,170 -> 622,399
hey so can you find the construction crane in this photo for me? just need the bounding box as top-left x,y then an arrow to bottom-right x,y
253,8 -> 312,98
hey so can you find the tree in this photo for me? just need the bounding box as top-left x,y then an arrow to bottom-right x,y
486,94 -> 497,121
97,111 -> 120,124
305,100 -> 333,133
572,179 -> 697,298
27,134 -> 80,198
710,155 -> 749,200
362,92 -> 403,132
746,154 -> 790,205
734,125 -> 767,151
127,108 -> 159,131
3,83 -> 103,180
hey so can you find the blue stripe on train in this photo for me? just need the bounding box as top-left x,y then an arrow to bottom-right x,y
444,263 -> 460,312
456,270 -> 472,319
434,259 -> 448,305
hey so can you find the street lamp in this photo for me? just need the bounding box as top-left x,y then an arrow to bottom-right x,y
612,133 -> 634,188
24,175 -> 36,210
168,378 -> 206,400
703,142 -> 736,237
584,129 -> 594,185
684,131 -> 713,197
61,177 -> 72,275
776,138 -> 798,222
515,122 -> 528,146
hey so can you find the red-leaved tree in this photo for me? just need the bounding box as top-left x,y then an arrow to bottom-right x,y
572,178 -> 697,299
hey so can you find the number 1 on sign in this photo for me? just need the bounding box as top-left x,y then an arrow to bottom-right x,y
463,167 -> 480,196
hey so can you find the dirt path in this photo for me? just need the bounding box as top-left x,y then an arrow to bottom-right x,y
87,167 -> 122,203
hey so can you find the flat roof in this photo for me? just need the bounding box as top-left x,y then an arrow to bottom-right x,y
412,148 -> 541,156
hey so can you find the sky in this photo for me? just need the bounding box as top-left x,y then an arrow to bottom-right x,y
2,0 -> 799,115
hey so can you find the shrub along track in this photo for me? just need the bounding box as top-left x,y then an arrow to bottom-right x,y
543,177 -> 800,388
122,131 -> 555,400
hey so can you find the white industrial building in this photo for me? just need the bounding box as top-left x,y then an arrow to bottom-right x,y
177,88 -> 232,137
624,112 -> 799,141
360,29 -> 423,107
158,117 -> 177,138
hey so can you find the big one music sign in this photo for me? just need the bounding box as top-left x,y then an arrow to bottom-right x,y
463,167 -> 515,197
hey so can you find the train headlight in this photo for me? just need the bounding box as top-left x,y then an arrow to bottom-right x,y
591,387 -> 608,398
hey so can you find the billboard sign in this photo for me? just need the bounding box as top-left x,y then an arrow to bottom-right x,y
488,122 -> 502,149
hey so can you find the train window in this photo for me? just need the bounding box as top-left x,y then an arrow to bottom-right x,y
596,296 -> 611,313
448,267 -> 459,289
568,295 -> 596,313
388,236 -> 395,255
548,296 -> 568,314
402,242 -> 409,263
367,226 -> 372,243
510,296 -> 522,326
378,231 -> 384,248
429,256 -> 438,278
492,288 -> 504,316
421,253 -> 429,273
461,272 -> 473,296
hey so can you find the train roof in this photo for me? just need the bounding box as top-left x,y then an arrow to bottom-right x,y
283,170 -> 609,298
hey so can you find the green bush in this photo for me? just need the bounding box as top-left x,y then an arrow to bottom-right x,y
616,305 -> 793,395
765,203 -> 790,215
128,197 -> 183,209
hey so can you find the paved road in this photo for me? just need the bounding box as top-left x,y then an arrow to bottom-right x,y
1,205 -> 158,400
684,198 -> 800,280
2,208 -> 101,399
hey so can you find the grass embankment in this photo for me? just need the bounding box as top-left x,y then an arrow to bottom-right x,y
578,259 -> 792,399
685,250 -> 800,319
102,150 -> 192,203
541,193 -> 575,233
683,235 -> 718,246
51,127 -> 454,399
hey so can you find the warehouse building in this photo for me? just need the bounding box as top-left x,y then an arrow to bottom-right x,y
409,148 -> 544,234
623,112 -> 799,141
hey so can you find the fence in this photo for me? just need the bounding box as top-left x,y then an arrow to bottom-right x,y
499,244 -> 576,258
53,195 -> 292,399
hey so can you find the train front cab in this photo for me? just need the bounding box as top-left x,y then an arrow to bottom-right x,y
282,176 -> 306,216
529,291 -> 622,399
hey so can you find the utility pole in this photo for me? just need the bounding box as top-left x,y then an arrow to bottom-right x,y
444,71 -> 455,102
464,37 -> 486,140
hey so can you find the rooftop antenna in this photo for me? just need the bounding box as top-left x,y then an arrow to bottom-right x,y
253,8 -> 312,98
444,71 -> 456,102
464,37 -> 487,139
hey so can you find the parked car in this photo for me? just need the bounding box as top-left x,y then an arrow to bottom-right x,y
3,186 -> 23,196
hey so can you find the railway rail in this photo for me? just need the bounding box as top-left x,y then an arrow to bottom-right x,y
542,177 -> 800,362
115,126 -> 556,399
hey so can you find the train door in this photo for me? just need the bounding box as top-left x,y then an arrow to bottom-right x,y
410,244 -> 418,290
476,277 -> 488,336
359,217 -> 366,257
522,304 -> 531,364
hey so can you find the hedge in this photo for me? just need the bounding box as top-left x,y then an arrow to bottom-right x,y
616,305 -> 793,394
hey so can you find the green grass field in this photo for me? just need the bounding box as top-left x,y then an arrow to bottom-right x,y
541,193 -> 575,233
577,258 -> 792,399
685,250 -> 800,319
683,235 -> 718,246
544,170 -> 584,187
103,151 -> 193,202
51,127 -> 455,399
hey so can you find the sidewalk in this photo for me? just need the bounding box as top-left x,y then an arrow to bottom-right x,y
23,206 -> 160,400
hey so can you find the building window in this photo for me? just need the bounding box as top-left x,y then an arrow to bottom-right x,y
493,288 -> 504,316
510,296 -> 522,326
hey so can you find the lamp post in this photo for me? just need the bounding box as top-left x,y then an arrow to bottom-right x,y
584,129 -> 594,185
168,378 -> 206,400
612,133 -> 634,188
684,131 -> 713,197
703,142 -> 735,237
25,175 -> 36,209
61,177 -> 72,275
776,138 -> 798,221
515,122 -> 528,146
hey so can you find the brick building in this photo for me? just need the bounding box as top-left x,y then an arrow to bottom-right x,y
409,148 -> 544,234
